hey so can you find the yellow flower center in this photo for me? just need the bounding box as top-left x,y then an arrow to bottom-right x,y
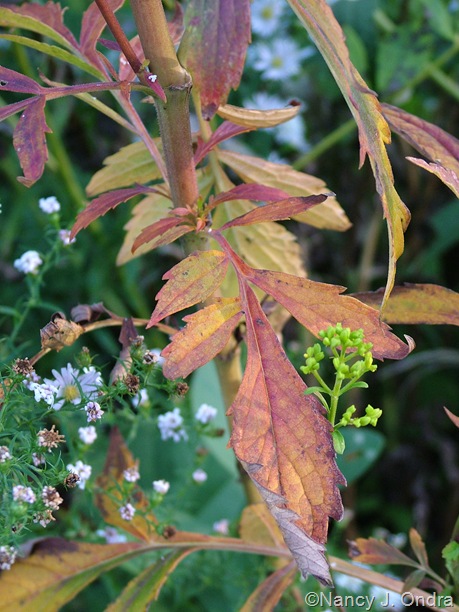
63,384 -> 80,402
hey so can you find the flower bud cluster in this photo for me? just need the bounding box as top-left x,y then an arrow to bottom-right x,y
337,404 -> 383,428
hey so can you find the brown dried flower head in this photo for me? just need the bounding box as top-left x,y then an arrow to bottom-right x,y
42,486 -> 64,510
175,382 -> 189,397
37,424 -> 66,451
12,357 -> 34,377
124,373 -> 140,394
64,473 -> 80,488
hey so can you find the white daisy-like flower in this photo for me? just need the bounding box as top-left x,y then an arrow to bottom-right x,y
123,466 -> 140,483
66,460 -> 92,490
249,39 -> 314,80
158,407 -> 188,442
39,196 -> 61,214
131,388 -> 149,408
152,479 -> 170,495
29,381 -> 58,407
213,518 -> 230,535
14,250 -> 43,275
58,229 -> 76,246
96,526 -> 127,544
119,503 -> 136,521
0,446 -> 12,463
0,546 -> 17,571
192,468 -> 208,483
195,403 -> 218,424
78,426 -> 97,445
251,0 -> 286,37
13,485 -> 36,503
44,363 -> 102,411
85,401 -> 104,422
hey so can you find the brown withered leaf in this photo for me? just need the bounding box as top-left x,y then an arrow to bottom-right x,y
244,270 -> 412,360
95,428 -> 160,542
353,283 -> 459,326
148,250 -> 229,327
240,561 -> 298,612
349,536 -> 419,568
229,283 -> 344,584
217,101 -> 301,128
162,298 -> 243,379
40,312 -> 84,351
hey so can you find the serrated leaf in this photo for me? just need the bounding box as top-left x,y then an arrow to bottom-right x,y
209,183 -> 292,210
0,538 -> 145,612
406,157 -> 459,198
244,269 -> 412,360
217,101 -> 301,128
240,561 -> 298,612
239,504 -> 286,549
229,283 -> 344,584
409,529 -> 429,568
353,283 -> 459,326
148,250 -> 228,326
106,550 -> 195,611
0,35 -> 104,79
86,141 -> 162,196
286,0 -> 410,308
71,185 -> 155,237
132,217 -> 193,253
80,0 -> 125,71
349,537 -> 419,567
14,96 -> 52,187
161,297 -> 243,378
95,428 -> 160,541
194,121 -> 254,165
220,194 -> 328,229
382,103 -> 459,178
217,149 -> 350,231
178,0 -> 251,119
0,65 -> 43,94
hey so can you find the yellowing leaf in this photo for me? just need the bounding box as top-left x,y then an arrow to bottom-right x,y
162,297 -> 243,379
86,141 -> 162,197
286,0 -> 410,307
406,157 -> 459,198
217,102 -> 301,128
352,283 -> 459,326
217,149 -> 350,231
240,561 -> 298,612
239,504 -> 286,549
148,250 -> 229,327
229,283 -> 344,584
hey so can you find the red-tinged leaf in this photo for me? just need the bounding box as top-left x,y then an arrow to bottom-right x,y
80,0 -> 125,70
0,96 -> 36,122
0,65 -> 43,94
444,407 -> 459,429
161,297 -> 243,378
240,561 -> 298,612
229,283 -> 344,584
178,0 -> 251,119
14,96 -> 52,187
2,1 -> 79,50
220,195 -> 329,229
382,103 -> 459,178
409,529 -> 429,568
209,183 -> 292,211
71,185 -> 154,237
348,537 -> 419,568
244,269 -> 412,360
406,157 -> 459,198
106,550 -> 196,611
194,120 -> 254,165
95,428 -> 161,542
132,217 -> 193,253
286,0 -> 410,309
352,283 -> 459,326
148,250 -> 228,327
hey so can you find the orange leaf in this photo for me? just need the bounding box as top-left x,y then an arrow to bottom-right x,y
95,428 -> 160,542
246,269 -> 412,360
229,283 -> 344,584
148,250 -> 228,327
353,283 -> 459,326
286,0 -> 410,308
349,536 -> 418,568
409,529 -> 429,568
240,561 -> 298,612
162,297 -> 243,379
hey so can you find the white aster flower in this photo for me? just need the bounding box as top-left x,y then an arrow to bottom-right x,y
213,518 -> 230,535
251,0 -> 286,36
29,381 -> 58,407
58,229 -> 76,245
192,468 -> 208,483
0,546 -> 17,571
14,250 -> 43,275
96,526 -> 127,543
123,466 -> 140,483
119,503 -> 136,521
152,479 -> 170,495
44,363 -> 102,411
274,114 -> 309,151
0,446 -> 12,463
250,39 -> 314,80
131,388 -> 149,408
39,196 -> 61,214
195,403 -> 218,424
85,401 -> 104,422
158,407 -> 188,442
66,460 -> 92,490
32,452 -> 46,467
78,426 -> 97,445
13,485 -> 36,503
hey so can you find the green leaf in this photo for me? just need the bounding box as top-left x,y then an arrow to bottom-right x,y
332,429 -> 346,454
403,568 -> 426,592
442,541 -> 459,583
